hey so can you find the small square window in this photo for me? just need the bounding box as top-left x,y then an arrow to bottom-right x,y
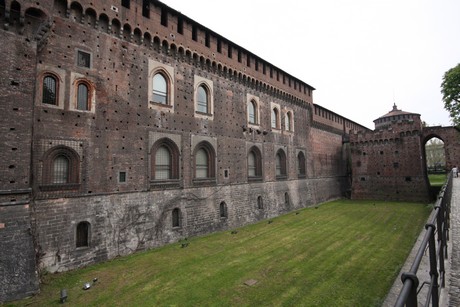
119,171 -> 127,183
77,50 -> 91,68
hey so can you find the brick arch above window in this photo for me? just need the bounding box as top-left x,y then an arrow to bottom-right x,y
41,145 -> 80,191
247,94 -> 261,127
275,148 -> 287,179
194,75 -> 214,119
37,67 -> 65,109
297,151 -> 306,178
150,137 -> 180,182
70,73 -> 96,113
148,59 -> 175,112
248,145 -> 263,181
193,141 -> 216,181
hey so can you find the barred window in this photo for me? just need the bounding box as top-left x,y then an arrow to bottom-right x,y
257,196 -> 263,209
41,146 -> 80,189
195,148 -> 208,178
193,142 -> 215,180
43,75 -> 57,105
248,152 -> 256,177
53,155 -> 69,184
248,146 -> 262,179
153,73 -> 167,104
219,202 -> 227,218
276,149 -> 287,178
77,50 -> 91,68
276,153 -> 282,176
298,152 -> 306,177
155,146 -> 171,180
76,222 -> 90,248
197,85 -> 208,113
77,83 -> 89,110
172,208 -> 180,227
151,138 -> 179,181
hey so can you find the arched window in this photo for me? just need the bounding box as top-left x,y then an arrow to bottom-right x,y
285,192 -> 290,206
219,201 -> 227,218
276,149 -> 287,178
297,151 -> 306,177
197,84 -> 209,113
194,142 -> 216,179
247,146 -> 262,179
172,208 -> 181,227
42,146 -> 80,188
271,107 -> 279,129
285,112 -> 292,131
152,73 -> 168,104
248,100 -> 257,124
43,75 -> 57,105
77,82 -> 89,110
151,138 -> 179,181
76,222 -> 90,248
257,196 -> 263,209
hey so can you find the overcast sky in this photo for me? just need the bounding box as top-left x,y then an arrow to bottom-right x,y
161,0 -> 460,129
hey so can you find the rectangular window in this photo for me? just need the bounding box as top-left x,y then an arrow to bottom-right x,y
161,7 -> 168,26
228,44 -> 232,58
177,16 -> 183,34
217,39 -> 222,53
238,50 -> 242,63
205,32 -> 210,47
142,0 -> 149,18
121,0 -> 130,9
192,25 -> 197,41
246,55 -> 250,67
119,171 -> 126,183
77,50 -> 91,68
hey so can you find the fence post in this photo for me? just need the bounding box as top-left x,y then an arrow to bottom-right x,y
426,223 -> 439,307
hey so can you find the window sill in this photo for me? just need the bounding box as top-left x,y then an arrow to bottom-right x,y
39,183 -> 81,191
276,175 -> 287,181
297,174 -> 306,179
149,101 -> 172,108
150,179 -> 181,189
192,178 -> 216,186
195,111 -> 213,116
248,176 -> 263,182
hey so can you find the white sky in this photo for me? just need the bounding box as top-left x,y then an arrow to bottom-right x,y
161,0 -> 460,129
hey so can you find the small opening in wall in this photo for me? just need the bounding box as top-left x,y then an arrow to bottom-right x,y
119,171 -> 127,183
360,177 -> 366,181
405,176 -> 412,182
224,169 -> 229,179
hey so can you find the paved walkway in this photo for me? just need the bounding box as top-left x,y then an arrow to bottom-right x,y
383,177 -> 460,306
446,176 -> 460,306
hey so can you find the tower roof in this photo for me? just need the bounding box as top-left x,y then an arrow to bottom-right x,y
374,103 -> 420,122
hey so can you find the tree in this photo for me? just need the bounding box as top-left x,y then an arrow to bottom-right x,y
441,63 -> 460,126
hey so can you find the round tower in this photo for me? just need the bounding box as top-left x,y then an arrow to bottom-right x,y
373,103 -> 422,130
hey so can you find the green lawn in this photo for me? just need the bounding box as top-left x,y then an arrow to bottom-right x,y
12,200 -> 431,307
428,173 -> 447,187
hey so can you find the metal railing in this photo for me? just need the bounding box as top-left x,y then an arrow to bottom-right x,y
395,172 -> 452,307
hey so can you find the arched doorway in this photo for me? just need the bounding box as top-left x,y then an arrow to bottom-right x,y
424,136 -> 446,191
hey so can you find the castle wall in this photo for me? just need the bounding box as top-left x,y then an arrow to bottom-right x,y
350,123 -> 430,202
0,29 -> 39,302
0,0 -> 356,301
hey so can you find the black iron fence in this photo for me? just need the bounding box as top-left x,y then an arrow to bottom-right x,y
395,172 -> 452,307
